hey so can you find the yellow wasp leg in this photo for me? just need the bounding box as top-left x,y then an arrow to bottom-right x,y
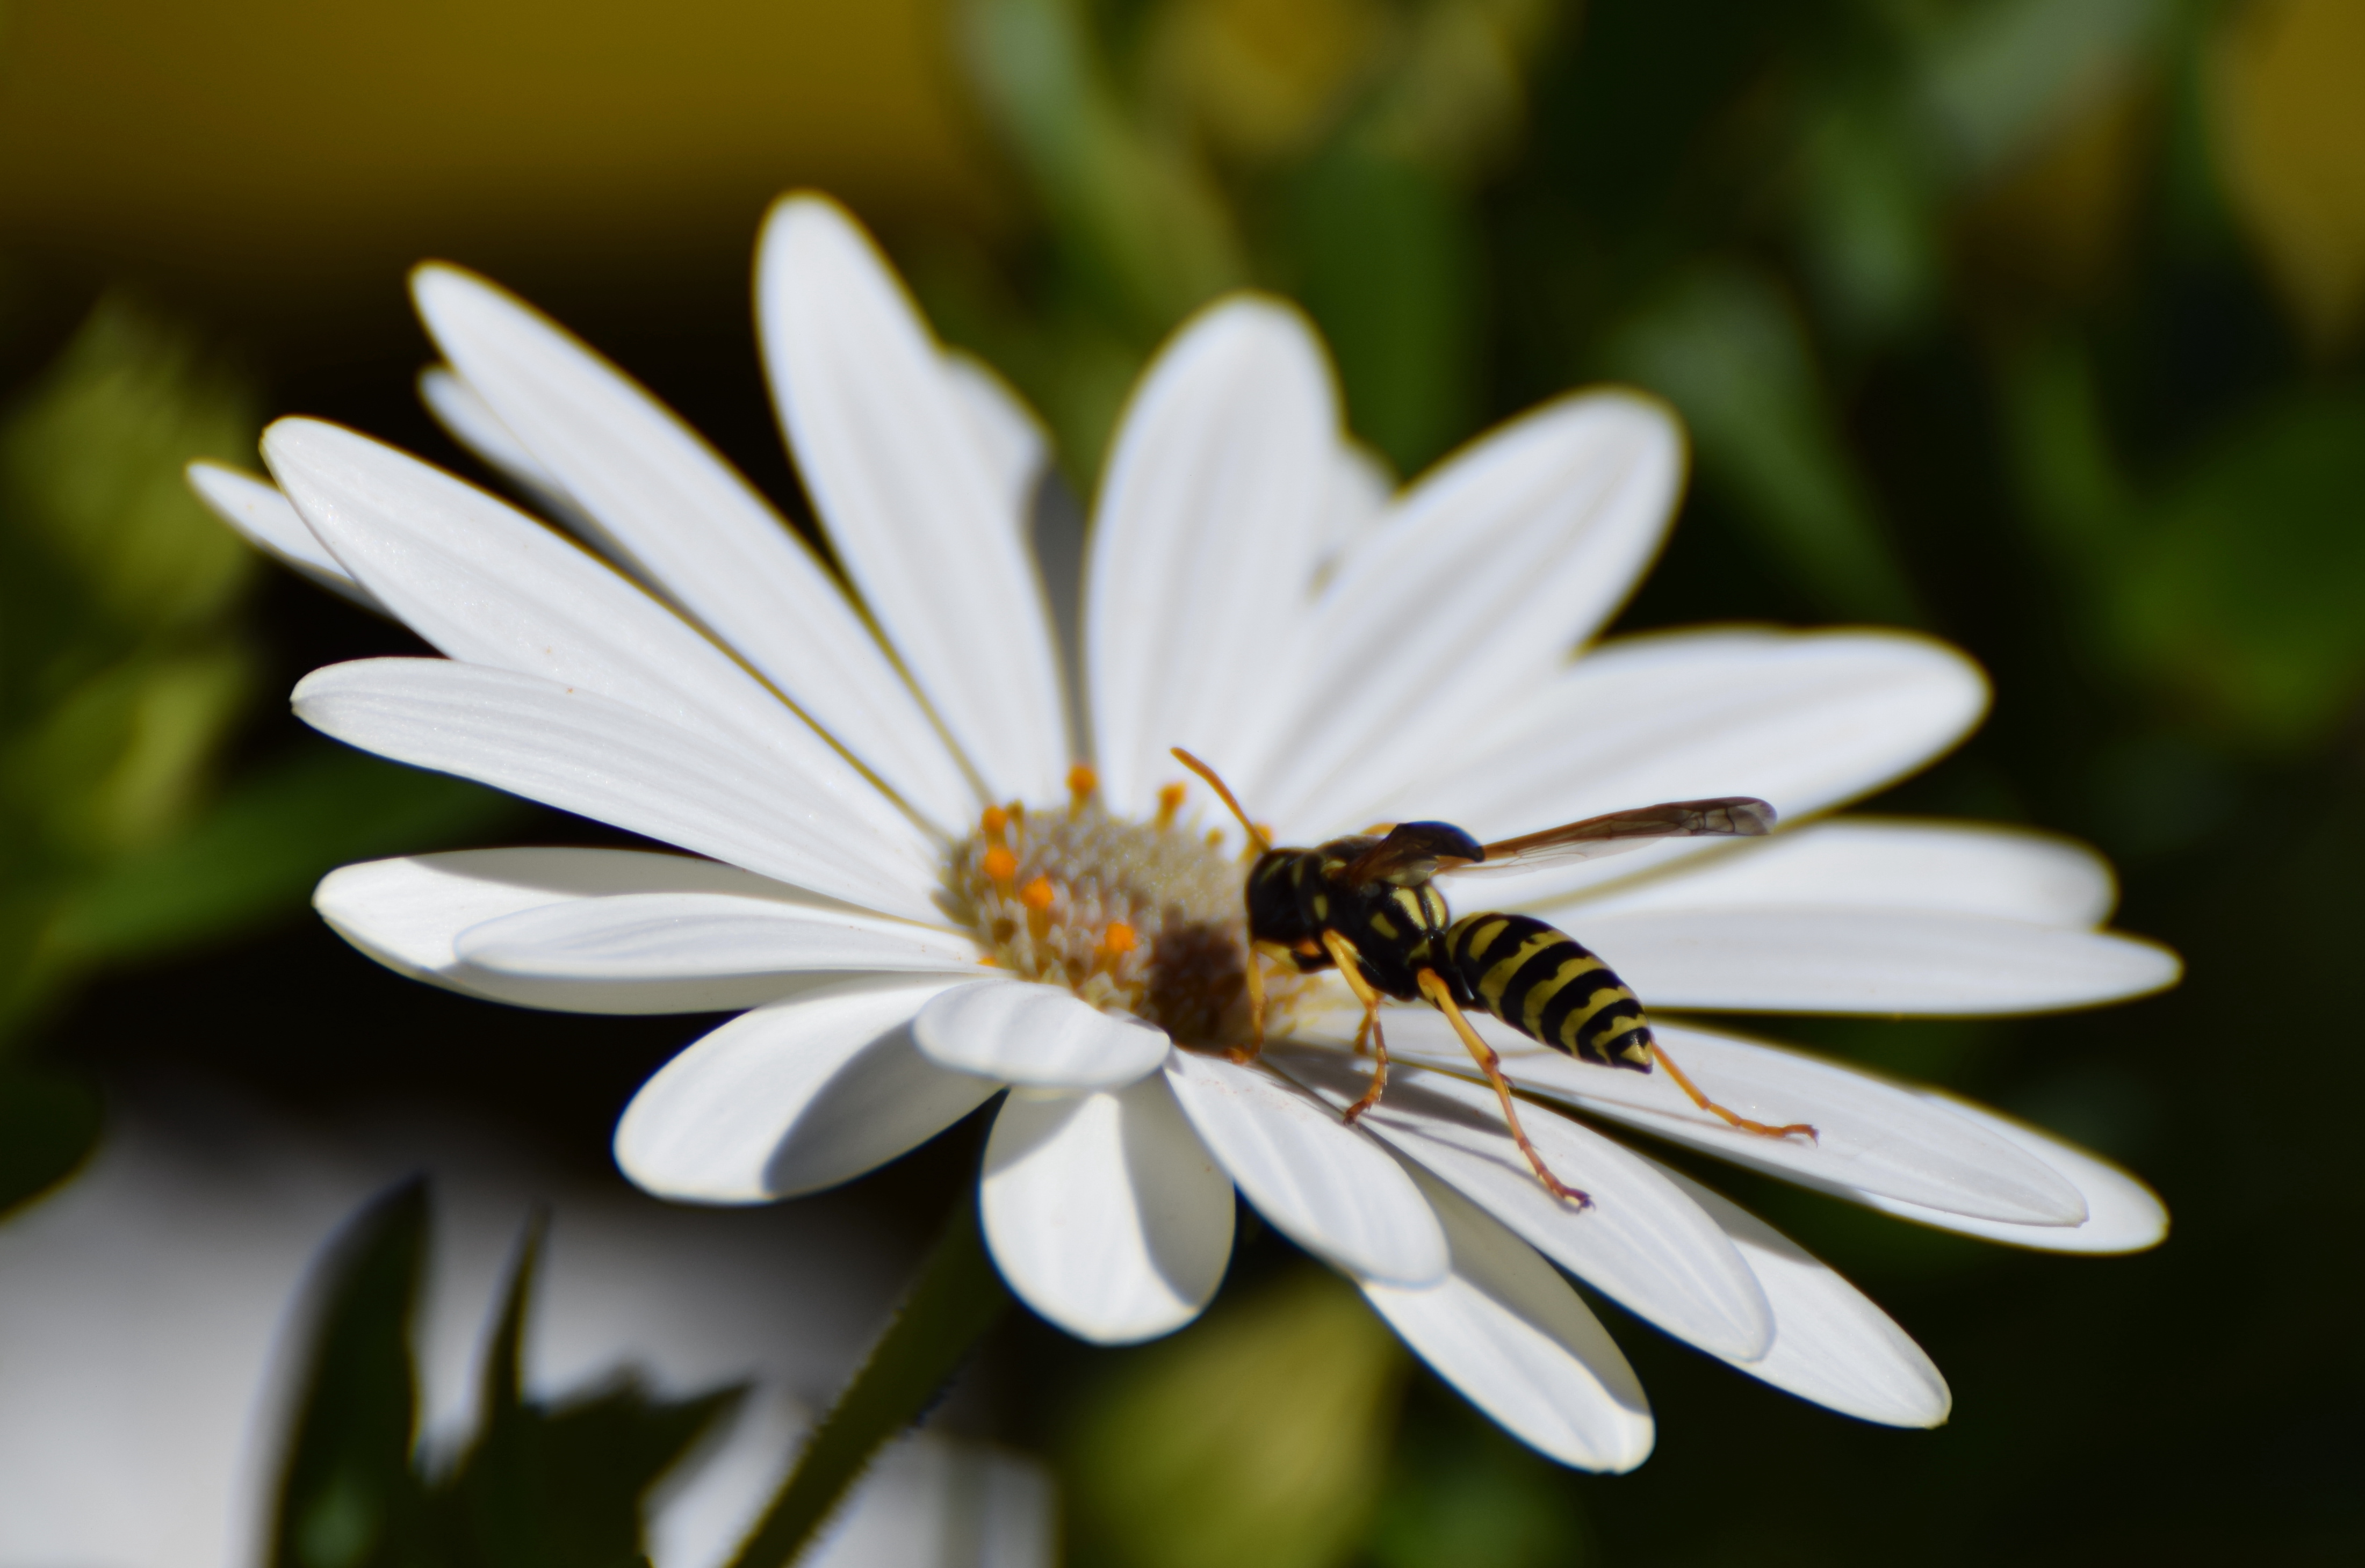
1645,1040 -> 1817,1141
1232,942 -> 1270,1065
1321,929 -> 1391,1124
1415,970 -> 1590,1207
1234,940 -> 1301,1064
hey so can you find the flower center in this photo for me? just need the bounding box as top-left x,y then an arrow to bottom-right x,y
942,766 -> 1318,1047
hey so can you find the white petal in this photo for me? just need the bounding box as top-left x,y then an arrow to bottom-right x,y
1256,392 -> 1682,835
315,847 -> 938,1014
1347,628 -> 1989,907
1380,1015 -> 2089,1225
414,364 -> 589,533
980,1079 -> 1234,1343
913,981 -> 1173,1090
1273,1049 -> 1772,1362
760,194 -> 1069,803
456,891 -> 982,991
1084,297 -> 1339,815
293,659 -> 940,922
263,420 -> 927,857
1313,439 -> 1395,576
942,349 -> 1050,525
184,461 -> 387,613
615,976 -> 997,1202
1163,1050 -> 1447,1286
1361,1168 -> 1653,1472
1650,1164 -> 1951,1428
1857,1094 -> 2168,1253
1569,907 -> 2181,1014
409,271 -> 978,834
1571,818 -> 2118,928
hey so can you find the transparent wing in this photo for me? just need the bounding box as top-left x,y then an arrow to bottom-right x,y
1438,797 -> 1776,877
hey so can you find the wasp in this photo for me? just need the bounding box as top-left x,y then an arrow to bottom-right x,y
1173,749 -> 1814,1205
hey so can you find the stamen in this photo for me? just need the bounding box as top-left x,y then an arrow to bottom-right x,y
942,783 -> 1319,1047
1097,921 -> 1139,974
1020,875 -> 1056,942
1066,763 -> 1098,816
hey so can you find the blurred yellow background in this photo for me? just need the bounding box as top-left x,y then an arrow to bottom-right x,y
2210,0 -> 2365,357
0,0 -> 1001,298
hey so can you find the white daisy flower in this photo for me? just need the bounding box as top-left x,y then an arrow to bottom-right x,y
190,193 -> 2177,1474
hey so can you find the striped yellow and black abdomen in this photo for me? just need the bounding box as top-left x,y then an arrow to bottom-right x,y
1440,913 -> 1655,1072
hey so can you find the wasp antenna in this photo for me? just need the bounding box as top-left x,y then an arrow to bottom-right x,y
1169,747 -> 1272,854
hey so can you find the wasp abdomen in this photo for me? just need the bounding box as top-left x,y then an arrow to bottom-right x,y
1441,913 -> 1654,1072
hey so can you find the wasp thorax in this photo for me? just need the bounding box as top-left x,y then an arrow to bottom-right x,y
942,770 -> 1318,1047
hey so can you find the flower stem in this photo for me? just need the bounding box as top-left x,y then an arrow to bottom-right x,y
725,1195 -> 1014,1568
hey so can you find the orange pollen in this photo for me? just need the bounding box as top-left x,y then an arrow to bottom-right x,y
944,785 -> 1321,1048
1066,763 -> 1099,802
1156,782 -> 1186,829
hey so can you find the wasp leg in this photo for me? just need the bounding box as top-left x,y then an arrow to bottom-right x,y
1646,1040 -> 1816,1142
1415,970 -> 1589,1207
1321,930 -> 1390,1123
1233,943 -> 1270,1066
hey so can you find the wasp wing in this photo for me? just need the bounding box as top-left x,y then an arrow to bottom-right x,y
1339,821 -> 1487,887
1437,797 -> 1776,877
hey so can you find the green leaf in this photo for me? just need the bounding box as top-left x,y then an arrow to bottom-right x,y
1286,147 -> 1479,478
445,1210 -> 556,1568
2111,393 -> 2365,748
1064,1266 -> 1407,1568
0,293 -> 259,636
8,639 -> 256,861
482,1380 -> 746,1568
1365,1424 -> 1590,1568
1999,336 -> 2137,574
1792,92 -> 1946,345
428,1208 -> 745,1568
1915,0 -> 2168,182
1604,265 -> 1925,624
960,0 -> 1245,336
270,1187 -> 746,1568
272,1180 -> 431,1568
0,293 -> 266,1043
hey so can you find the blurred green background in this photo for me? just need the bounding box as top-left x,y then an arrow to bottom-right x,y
4,0 -> 2362,1560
